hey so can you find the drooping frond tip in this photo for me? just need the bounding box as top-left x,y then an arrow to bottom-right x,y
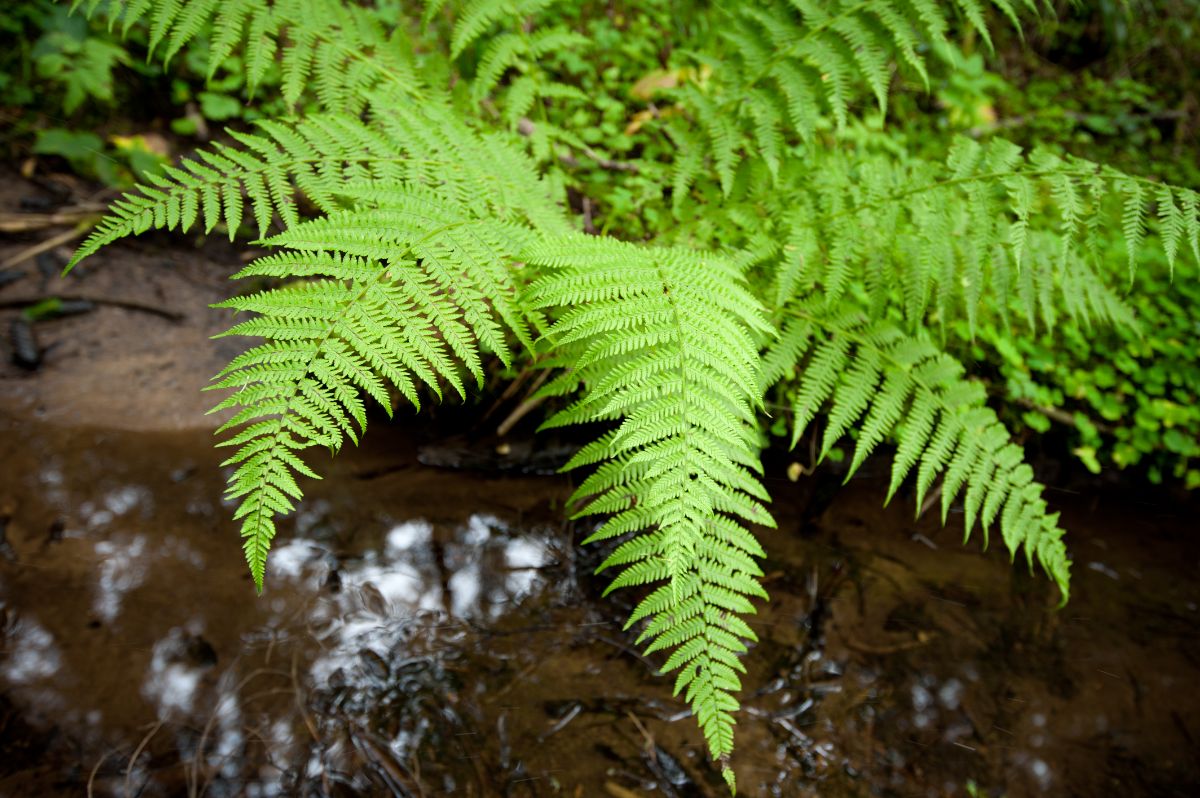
764,302 -> 1071,601
207,183 -> 544,588
527,236 -> 774,767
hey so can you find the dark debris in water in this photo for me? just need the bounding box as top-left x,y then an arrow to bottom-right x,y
8,318 -> 39,370
0,269 -> 25,289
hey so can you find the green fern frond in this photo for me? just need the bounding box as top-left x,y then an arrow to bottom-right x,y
666,121 -> 707,215
68,106 -> 569,269
769,60 -> 822,144
647,0 -> 1034,201
472,25 -> 588,101
526,236 -> 773,781
1119,177 -> 1147,282
766,299 -> 1070,599
952,0 -> 996,51
448,0 -> 554,59
771,138 -> 1198,330
686,87 -> 740,196
434,0 -> 596,166
72,0 -> 421,105
209,184 -> 538,589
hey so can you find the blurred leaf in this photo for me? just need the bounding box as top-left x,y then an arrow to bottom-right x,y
198,91 -> 243,120
1073,446 -> 1102,474
33,128 -> 103,161
630,68 -> 681,100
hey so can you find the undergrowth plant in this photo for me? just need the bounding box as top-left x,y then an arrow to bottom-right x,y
61,0 -> 1200,789
955,233 -> 1200,487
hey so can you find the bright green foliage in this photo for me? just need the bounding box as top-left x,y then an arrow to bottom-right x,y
955,240 -> 1200,489
34,11 -> 130,112
433,0 -> 593,159
60,0 -> 1200,788
647,0 -> 1027,192
28,127 -> 167,187
69,107 -> 569,269
71,0 -> 421,105
766,138 -> 1194,333
526,238 -> 773,785
767,301 -> 1070,598
0,2 -> 170,187
208,182 -> 542,588
1,2 -> 130,113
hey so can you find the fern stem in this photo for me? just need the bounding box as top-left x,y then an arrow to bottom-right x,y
655,259 -> 696,593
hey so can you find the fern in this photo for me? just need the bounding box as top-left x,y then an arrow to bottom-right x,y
648,0 -> 1033,200
765,300 -> 1070,598
526,236 -> 774,791
210,183 -> 541,588
765,138 -> 1196,332
59,0 -> 1200,790
69,105 -> 570,269
437,0 -> 592,166
471,25 -> 588,102
75,0 -> 422,108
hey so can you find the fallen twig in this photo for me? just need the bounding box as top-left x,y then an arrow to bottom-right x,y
1012,396 -> 1114,433
496,369 -> 551,436
86,750 -> 118,798
0,224 -> 90,270
516,116 -> 641,173
0,294 -> 184,321
839,627 -> 937,656
124,719 -> 165,798
0,205 -> 105,233
916,481 -> 943,519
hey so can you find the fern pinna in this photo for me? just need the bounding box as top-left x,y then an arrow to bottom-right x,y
763,302 -> 1071,598
208,183 -> 540,585
62,0 -> 1200,788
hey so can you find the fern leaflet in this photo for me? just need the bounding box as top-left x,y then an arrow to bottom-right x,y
209,184 -> 538,588
766,299 -> 1071,599
526,236 -> 774,789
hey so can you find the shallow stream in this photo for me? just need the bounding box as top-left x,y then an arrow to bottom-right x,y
1,413 -> 1198,797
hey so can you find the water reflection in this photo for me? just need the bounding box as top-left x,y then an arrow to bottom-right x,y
94,535 -> 148,622
2,617 -> 61,685
142,625 -> 214,718
274,512 -> 560,685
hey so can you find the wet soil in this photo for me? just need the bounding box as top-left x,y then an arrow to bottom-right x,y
2,174 -> 1200,798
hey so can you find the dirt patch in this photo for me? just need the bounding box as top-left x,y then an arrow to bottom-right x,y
1,167 -> 246,430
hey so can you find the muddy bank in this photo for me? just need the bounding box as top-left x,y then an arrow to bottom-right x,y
0,166 -> 243,431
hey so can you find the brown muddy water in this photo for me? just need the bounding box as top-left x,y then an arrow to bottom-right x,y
2,417 -> 1199,798
2,214 -> 1199,796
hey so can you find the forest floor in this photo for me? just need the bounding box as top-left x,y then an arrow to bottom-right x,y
1,168 -> 1199,797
